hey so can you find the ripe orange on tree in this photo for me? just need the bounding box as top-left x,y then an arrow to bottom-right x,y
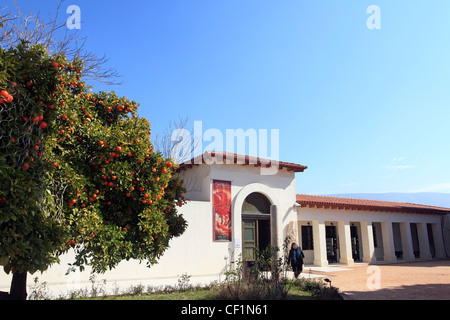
0,42 -> 188,300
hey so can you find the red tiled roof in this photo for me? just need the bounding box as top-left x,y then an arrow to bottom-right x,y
177,151 -> 308,173
296,194 -> 450,214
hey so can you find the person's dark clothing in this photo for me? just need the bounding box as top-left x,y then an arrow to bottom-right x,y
288,247 -> 305,274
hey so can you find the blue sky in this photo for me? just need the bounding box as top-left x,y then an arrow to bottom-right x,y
4,0 -> 450,195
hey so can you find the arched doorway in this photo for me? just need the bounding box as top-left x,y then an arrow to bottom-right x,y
241,192 -> 271,261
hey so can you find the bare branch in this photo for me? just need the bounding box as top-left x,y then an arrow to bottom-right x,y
0,0 -> 122,85
153,117 -> 201,164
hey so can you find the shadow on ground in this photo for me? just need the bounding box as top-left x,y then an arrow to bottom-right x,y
342,283 -> 450,300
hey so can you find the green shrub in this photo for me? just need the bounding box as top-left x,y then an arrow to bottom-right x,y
213,240 -> 342,300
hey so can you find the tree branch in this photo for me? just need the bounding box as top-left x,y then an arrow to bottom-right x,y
0,0 -> 122,85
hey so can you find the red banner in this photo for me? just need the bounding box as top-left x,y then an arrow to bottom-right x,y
212,180 -> 232,241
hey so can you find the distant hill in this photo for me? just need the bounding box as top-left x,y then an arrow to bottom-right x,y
324,192 -> 450,209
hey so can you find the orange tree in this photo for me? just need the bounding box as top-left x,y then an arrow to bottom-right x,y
0,43 -> 187,299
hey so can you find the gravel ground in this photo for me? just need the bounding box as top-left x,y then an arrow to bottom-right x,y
308,259 -> 450,300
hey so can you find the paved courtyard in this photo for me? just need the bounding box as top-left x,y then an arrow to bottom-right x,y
301,259 -> 450,300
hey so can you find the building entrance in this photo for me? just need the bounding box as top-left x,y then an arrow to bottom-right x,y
350,225 -> 360,261
326,225 -> 338,263
241,193 -> 271,261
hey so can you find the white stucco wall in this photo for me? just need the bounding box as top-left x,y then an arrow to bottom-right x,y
0,200 -> 232,298
180,162 -> 299,261
0,163 -> 299,298
211,163 -> 298,249
296,206 -> 446,265
297,206 -> 444,225
1,160 -> 446,298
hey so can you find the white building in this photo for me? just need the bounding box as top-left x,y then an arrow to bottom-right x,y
295,194 -> 448,266
1,151 -> 449,297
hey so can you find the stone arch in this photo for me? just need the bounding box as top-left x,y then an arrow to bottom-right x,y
232,183 -> 281,261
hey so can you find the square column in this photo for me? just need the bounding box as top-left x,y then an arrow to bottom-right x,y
312,220 -> 328,267
270,205 -> 281,261
381,222 -> 397,262
337,221 -> 354,266
361,221 -> 376,263
431,223 -> 446,258
399,222 -> 415,261
417,223 -> 432,259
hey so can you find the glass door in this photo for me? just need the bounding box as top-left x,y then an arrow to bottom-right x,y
326,226 -> 338,263
350,225 -> 360,261
242,220 -> 258,261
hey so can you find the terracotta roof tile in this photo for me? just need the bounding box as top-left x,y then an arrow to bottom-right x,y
296,194 -> 450,214
177,151 -> 307,173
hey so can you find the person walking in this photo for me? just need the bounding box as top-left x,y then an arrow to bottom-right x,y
288,242 -> 305,279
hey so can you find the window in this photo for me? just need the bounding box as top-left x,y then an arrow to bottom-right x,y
301,225 -> 314,250
242,193 -> 271,215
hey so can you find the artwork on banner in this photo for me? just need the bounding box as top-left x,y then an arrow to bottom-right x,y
213,180 -> 232,241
